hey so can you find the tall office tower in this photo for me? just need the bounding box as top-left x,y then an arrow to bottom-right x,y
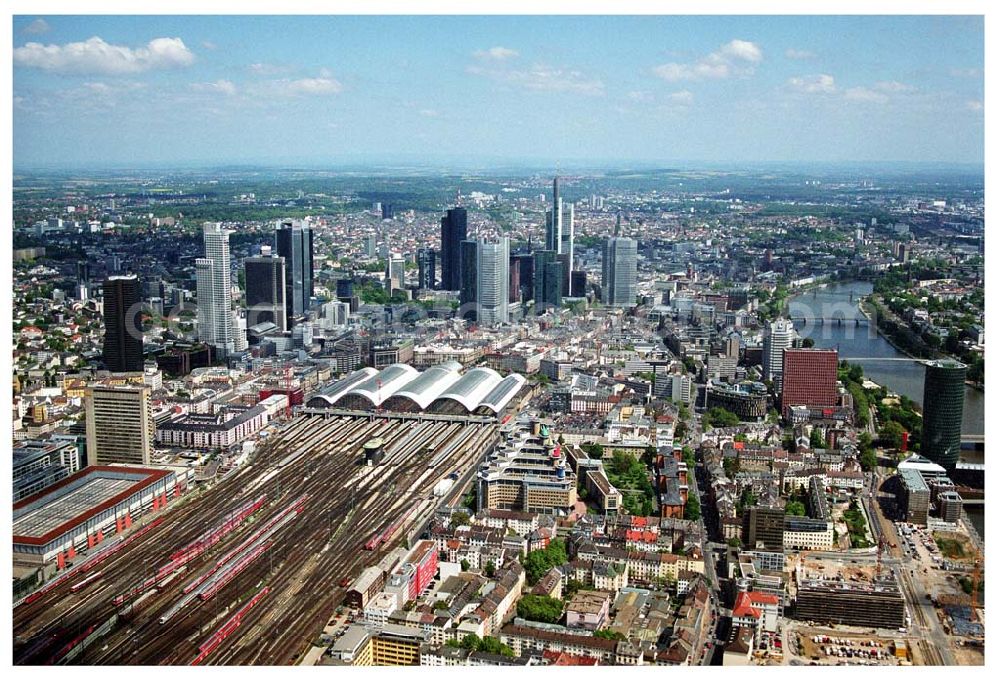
602,228 -> 638,308
417,247 -> 436,290
458,239 -> 479,320
514,253 -> 535,302
365,235 -> 377,258
476,237 -> 510,326
780,348 -> 839,418
244,254 -> 287,331
762,318 -> 796,383
76,261 -> 91,301
381,203 -> 394,220
533,249 -> 563,315
196,223 -> 236,355
336,278 -> 354,301
276,219 -> 314,324
102,274 -> 144,373
544,177 -> 575,275
85,384 -> 154,466
321,300 -> 351,329
440,207 -> 468,291
508,255 -> 521,303
571,270 -> 587,298
921,359 -> 966,469
385,253 -> 405,292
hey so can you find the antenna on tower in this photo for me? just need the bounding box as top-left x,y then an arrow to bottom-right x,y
615,213 -> 622,238
456,188 -> 462,207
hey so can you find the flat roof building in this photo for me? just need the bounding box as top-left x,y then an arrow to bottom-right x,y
85,384 -> 154,466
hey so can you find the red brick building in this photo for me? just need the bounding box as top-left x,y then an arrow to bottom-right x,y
780,348 -> 839,418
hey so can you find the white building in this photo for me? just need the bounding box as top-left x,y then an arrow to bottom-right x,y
196,223 -> 236,356
476,237 -> 510,326
762,318 -> 795,383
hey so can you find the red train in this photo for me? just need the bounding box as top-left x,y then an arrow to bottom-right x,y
363,502 -> 419,551
81,517 -> 164,573
191,586 -> 270,665
197,541 -> 272,602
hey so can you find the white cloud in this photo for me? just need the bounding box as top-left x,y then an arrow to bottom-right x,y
844,87 -> 889,103
191,79 -> 237,96
785,48 -> 816,60
627,90 -> 652,102
201,40 -> 218,50
249,62 -> 294,76
653,38 -> 763,82
788,73 -> 837,94
965,99 -> 983,111
467,62 -> 604,96
719,39 -> 763,63
873,80 -> 914,93
473,46 -> 519,61
666,90 -> 694,105
23,19 -> 51,35
418,109 -> 440,117
14,36 -> 195,74
950,68 -> 982,78
279,77 -> 342,96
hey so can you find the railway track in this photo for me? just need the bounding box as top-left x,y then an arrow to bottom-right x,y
14,412 -> 498,666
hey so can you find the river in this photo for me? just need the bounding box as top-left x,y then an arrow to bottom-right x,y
786,280 -> 984,437
787,281 -> 985,537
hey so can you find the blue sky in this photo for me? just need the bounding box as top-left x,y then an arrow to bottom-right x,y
12,15 -> 985,168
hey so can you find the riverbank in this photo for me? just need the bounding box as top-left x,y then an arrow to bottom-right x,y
859,295 -> 985,391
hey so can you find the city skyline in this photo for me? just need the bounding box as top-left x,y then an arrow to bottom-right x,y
12,15 -> 984,167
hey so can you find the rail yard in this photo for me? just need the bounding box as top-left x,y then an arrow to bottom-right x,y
12,411 -> 499,665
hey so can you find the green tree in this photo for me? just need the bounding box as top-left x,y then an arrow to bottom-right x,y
593,630 -> 626,641
460,559 -> 470,572
880,421 -> 906,450
684,492 -> 702,521
484,561 -> 496,578
785,500 -> 806,516
522,539 -> 568,585
516,594 -> 564,624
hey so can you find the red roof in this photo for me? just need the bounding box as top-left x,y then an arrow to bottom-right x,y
630,516 -> 650,528
542,650 -> 600,666
732,592 -> 762,619
13,466 -> 172,546
746,591 -> 780,606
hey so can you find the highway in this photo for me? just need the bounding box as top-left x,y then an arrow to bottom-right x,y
13,412 -> 498,665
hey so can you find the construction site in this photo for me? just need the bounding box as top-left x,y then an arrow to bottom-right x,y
13,410 -> 499,665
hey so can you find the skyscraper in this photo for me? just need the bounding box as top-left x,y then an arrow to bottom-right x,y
276,219 -> 314,324
545,177 -> 575,278
780,348 -> 839,418
921,359 -> 966,469
196,222 -> 235,355
762,318 -> 796,383
514,253 -> 535,302
459,239 -> 479,320
417,247 -> 436,290
602,222 -> 638,308
102,274 -> 144,373
85,384 -> 154,466
533,249 -> 563,315
477,237 -> 510,326
385,253 -> 405,292
440,207 -> 468,291
244,254 -> 287,331
76,261 -> 90,301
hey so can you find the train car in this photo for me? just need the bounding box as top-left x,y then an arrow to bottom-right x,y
156,566 -> 188,591
70,571 -> 103,593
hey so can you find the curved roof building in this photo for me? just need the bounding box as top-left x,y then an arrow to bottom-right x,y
306,363 -> 524,415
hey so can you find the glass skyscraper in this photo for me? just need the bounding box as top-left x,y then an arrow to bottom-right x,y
276,219 -> 314,325
921,359 -> 966,469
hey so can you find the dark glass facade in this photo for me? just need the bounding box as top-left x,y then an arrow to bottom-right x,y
102,275 -> 144,373
921,360 -> 966,469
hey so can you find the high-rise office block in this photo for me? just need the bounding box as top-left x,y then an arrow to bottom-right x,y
762,318 -> 796,383
571,270 -> 588,298
196,222 -> 236,356
336,278 -> 354,300
545,177 -> 575,277
440,207 -> 468,291
385,253 -> 405,292
514,253 -> 535,302
921,359 -> 966,469
276,219 -> 314,325
459,239 -> 479,320
509,255 -> 521,303
477,237 -> 510,326
102,274 -> 144,373
365,235 -> 377,258
244,255 -> 287,331
780,348 -> 839,417
417,247 -> 436,290
602,232 -> 638,308
85,384 -> 154,466
533,249 -> 563,315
